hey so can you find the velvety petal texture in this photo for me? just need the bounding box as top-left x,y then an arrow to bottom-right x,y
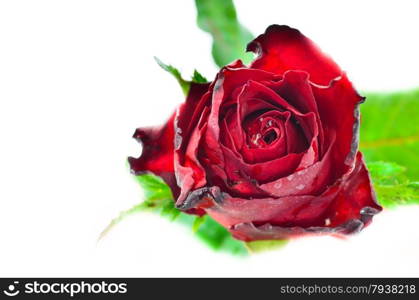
128,113 -> 179,197
129,24 -> 381,241
247,25 -> 342,86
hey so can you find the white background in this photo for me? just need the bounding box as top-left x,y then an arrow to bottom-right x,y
0,0 -> 418,277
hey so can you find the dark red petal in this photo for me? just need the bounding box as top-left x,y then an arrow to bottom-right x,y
247,25 -> 342,85
270,71 -> 318,114
206,64 -> 280,162
325,152 -> 382,227
224,152 -> 381,241
221,144 -> 303,190
198,67 -> 269,190
128,113 -> 179,197
174,82 -> 211,206
200,77 -> 227,179
222,96 -> 246,153
183,153 -> 379,241
176,82 -> 211,151
232,80 -> 320,162
267,70 -> 325,156
220,117 -> 242,156
238,80 -> 303,116
218,63 -> 277,99
260,132 -> 335,197
229,219 -> 366,242
175,109 -> 209,205
311,74 -> 363,176
205,185 -> 339,231
284,113 -> 307,154
240,110 -> 289,163
237,80 -> 319,144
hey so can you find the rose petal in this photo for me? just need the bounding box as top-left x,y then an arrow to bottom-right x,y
175,109 -> 209,205
198,67 -> 278,202
311,74 -> 363,175
128,113 -> 179,197
181,153 -> 380,241
324,152 -> 382,227
240,110 -> 289,163
173,83 -> 214,208
221,144 -> 304,190
260,132 -> 335,197
176,82 -> 211,150
205,185 -> 339,230
231,81 -> 320,166
222,97 -> 246,154
247,25 -> 342,85
229,219 -> 366,242
220,117 -> 242,156
266,70 -> 325,156
221,152 -> 381,241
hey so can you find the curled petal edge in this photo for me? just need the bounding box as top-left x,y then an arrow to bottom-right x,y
229,206 -> 381,242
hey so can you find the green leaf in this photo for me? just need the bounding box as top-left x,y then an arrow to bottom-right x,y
135,173 -> 172,202
160,199 -> 181,220
360,89 -> 419,181
154,57 -> 209,95
154,57 -> 190,95
193,215 -> 248,255
195,0 -> 254,67
365,161 -> 419,208
374,182 -> 419,208
360,89 -> 419,208
192,70 -> 208,83
245,240 -> 289,254
192,216 -> 206,232
367,161 -> 408,185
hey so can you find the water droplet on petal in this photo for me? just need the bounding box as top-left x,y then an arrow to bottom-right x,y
174,133 -> 182,149
251,133 -> 262,146
274,182 -> 282,189
296,184 -> 305,190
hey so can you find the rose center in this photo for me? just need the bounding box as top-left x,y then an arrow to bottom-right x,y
263,129 -> 278,145
243,114 -> 284,148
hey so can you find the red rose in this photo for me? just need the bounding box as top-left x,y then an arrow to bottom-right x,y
129,25 -> 382,241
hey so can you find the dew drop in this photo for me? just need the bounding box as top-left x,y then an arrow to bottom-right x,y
274,182 -> 282,189
251,133 -> 262,145
325,218 -> 331,226
296,184 -> 305,190
174,133 -> 182,150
